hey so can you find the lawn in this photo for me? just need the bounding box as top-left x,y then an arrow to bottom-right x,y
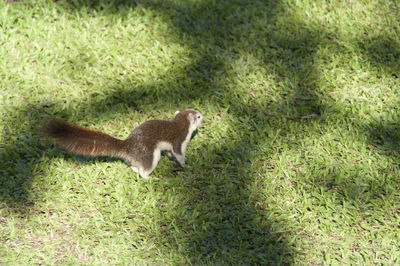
0,0 -> 399,264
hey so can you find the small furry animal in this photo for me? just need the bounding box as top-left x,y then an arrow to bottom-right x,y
43,109 -> 203,179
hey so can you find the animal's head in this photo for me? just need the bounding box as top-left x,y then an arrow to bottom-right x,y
174,109 -> 203,130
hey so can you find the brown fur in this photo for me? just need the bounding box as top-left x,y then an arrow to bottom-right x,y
43,118 -> 125,157
43,109 -> 203,178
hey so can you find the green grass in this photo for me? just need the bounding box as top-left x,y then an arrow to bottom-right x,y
1,0 -> 399,264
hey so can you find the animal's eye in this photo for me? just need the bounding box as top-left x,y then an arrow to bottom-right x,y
197,115 -> 201,119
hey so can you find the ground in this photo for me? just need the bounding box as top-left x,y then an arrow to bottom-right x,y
0,0 -> 399,264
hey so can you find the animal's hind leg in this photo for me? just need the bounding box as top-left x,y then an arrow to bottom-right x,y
138,149 -> 161,180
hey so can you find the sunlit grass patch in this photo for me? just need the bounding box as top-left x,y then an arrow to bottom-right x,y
0,0 -> 399,264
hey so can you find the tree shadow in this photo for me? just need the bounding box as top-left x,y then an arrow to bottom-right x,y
360,36 -> 400,78
1,0 -> 299,263
365,119 -> 400,156
358,35 -> 400,155
0,107 -> 48,210
2,0 -> 399,263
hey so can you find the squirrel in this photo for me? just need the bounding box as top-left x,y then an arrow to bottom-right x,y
43,109 -> 203,179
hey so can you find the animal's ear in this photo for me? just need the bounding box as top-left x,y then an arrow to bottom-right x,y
175,110 -> 180,116
187,113 -> 194,123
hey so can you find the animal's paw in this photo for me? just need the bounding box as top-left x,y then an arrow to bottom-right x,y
140,175 -> 159,180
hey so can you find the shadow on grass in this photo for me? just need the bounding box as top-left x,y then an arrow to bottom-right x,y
359,35 -> 400,155
1,0 -> 297,263
0,108 -> 47,210
2,0 -> 399,263
366,120 -> 400,155
360,36 -> 400,78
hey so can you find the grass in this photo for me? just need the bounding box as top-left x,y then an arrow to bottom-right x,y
0,0 -> 399,264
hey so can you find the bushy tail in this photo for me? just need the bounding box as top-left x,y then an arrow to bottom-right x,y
43,118 -> 125,158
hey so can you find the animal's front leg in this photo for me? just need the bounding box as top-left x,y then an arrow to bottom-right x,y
173,152 -> 190,168
164,150 -> 175,161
